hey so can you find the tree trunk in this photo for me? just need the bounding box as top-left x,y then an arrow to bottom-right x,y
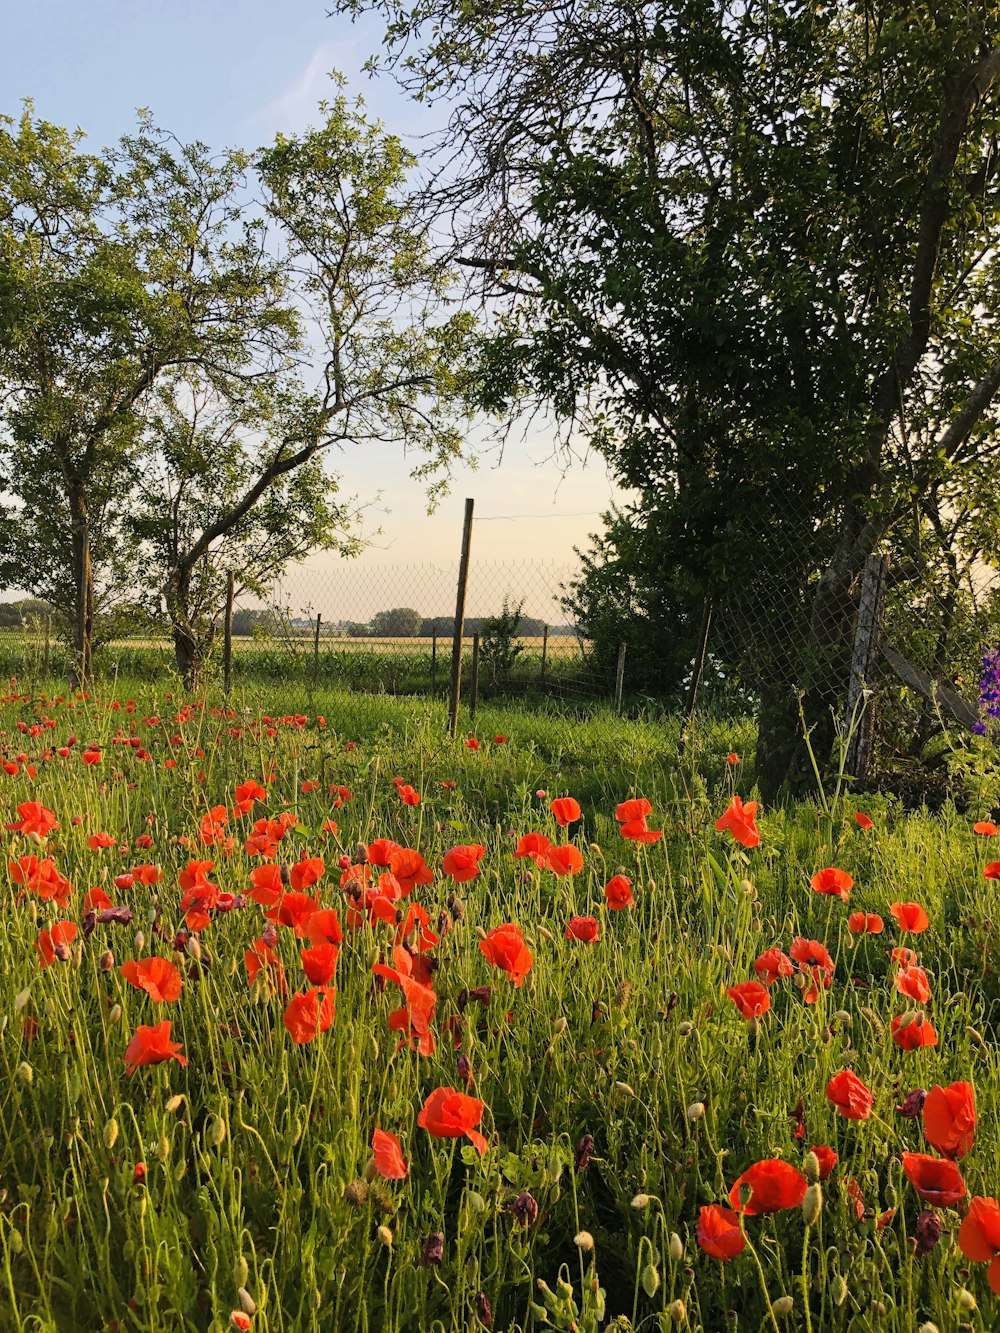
172,623 -> 204,693
69,485 -> 93,687
166,563 -> 204,692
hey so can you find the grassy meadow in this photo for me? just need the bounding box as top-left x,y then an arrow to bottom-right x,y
0,680 -> 998,1332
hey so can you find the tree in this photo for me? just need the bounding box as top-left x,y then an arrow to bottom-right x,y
0,95 -> 475,685
370,607 -> 423,637
335,0 -> 1000,795
0,107 -> 296,681
126,373 -> 360,686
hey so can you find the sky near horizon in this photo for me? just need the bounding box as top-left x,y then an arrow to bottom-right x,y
2,1 -> 629,612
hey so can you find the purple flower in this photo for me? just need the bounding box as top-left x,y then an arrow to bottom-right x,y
575,1133 -> 595,1172
418,1232 -> 444,1268
509,1191 -> 539,1229
895,1088 -> 927,1119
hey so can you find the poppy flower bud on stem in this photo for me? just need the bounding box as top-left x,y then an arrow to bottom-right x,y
668,1299 -> 686,1324
185,935 -> 201,962
771,1296 -> 794,1318
959,1289 -> 977,1312
237,1288 -> 256,1316
109,1004 -> 122,1025
641,1263 -> 660,1297
678,1021 -> 694,1037
803,1151 -> 821,1183
16,1062 -> 32,1086
631,1194 -> 652,1209
99,950 -> 114,974
831,1274 -> 848,1307
14,989 -> 30,1012
538,925 -> 554,942
233,1257 -> 249,1288
574,1230 -> 595,1251
165,1094 -> 184,1114
687,1101 -> 705,1121
377,1225 -> 393,1247
133,931 -> 145,952
802,1183 -> 823,1225
103,1119 -> 119,1150
552,1016 -> 568,1036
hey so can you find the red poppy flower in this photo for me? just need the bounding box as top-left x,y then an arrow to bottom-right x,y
615,798 -> 652,823
550,797 -> 581,827
729,1159 -> 807,1215
727,980 -> 771,1020
442,844 -> 485,882
234,780 -> 266,813
923,1081 -> 976,1160
300,942 -> 340,986
266,892 -> 321,937
565,915 -> 600,943
6,801 -> 58,838
714,795 -> 760,848
247,864 -> 283,907
790,936 -> 835,1003
975,821 -> 999,836
290,857 -> 325,892
119,957 -> 183,1002
902,1152 -> 965,1207
418,1087 -> 488,1155
367,839 -> 400,867
855,812 -> 873,829
303,908 -> 342,947
619,818 -> 663,844
396,784 -> 420,806
891,1012 -> 937,1049
890,945 -> 918,967
388,846 -> 433,894
244,938 -> 285,994
283,987 -> 336,1044
810,867 -> 853,901
958,1197 -> 1000,1294
726,753 -> 741,764
372,1128 -> 408,1180
123,1021 -> 187,1073
35,920 -> 77,968
696,1205 -> 746,1261
131,863 -> 162,886
825,1070 -> 874,1120
87,831 -> 116,850
547,844 -> 584,876
848,912 -> 884,934
604,874 -> 634,910
479,923 -> 533,987
810,1145 -> 838,1180
984,861 -> 1000,880
890,901 -> 930,933
895,965 -> 931,1003
754,946 -> 794,987
514,832 -> 553,867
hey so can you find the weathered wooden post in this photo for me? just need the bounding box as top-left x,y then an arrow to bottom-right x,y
223,572 -> 234,695
470,632 -> 480,720
845,553 -> 889,784
448,499 -> 475,738
614,642 -> 627,714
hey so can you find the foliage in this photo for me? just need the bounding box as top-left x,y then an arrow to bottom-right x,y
370,607 -> 424,637
0,681 -> 997,1330
479,595 -> 525,685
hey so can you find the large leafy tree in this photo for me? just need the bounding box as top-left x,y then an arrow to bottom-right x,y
0,96 -> 474,683
337,0 -> 1000,794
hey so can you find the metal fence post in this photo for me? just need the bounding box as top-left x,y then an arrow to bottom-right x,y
614,642 -> 627,713
540,624 -> 548,684
470,632 -> 480,721
448,499 -> 475,738
431,631 -> 437,695
313,613 -> 322,687
845,553 -> 889,784
223,572 -> 234,695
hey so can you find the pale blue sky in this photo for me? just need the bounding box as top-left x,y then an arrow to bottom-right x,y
4,2 -> 625,603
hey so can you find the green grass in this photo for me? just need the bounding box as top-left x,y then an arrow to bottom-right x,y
0,680 -> 997,1331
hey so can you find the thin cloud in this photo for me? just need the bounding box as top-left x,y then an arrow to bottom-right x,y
257,41 -> 359,134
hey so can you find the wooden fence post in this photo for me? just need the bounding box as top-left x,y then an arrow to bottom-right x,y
845,553 -> 889,784
470,633 -> 480,720
614,642 -> 627,714
223,573 -> 235,695
313,613 -> 322,687
448,499 -> 475,738
540,624 -> 549,684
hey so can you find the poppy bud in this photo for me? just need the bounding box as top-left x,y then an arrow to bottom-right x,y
185,935 -> 202,962
831,1274 -> 848,1306
157,1133 -> 170,1161
967,1026 -> 989,1051
206,1116 -> 227,1148
343,1180 -> 368,1208
668,1299 -> 686,1324
16,1062 -> 32,1086
109,1003 -> 122,1024
669,1232 -> 684,1262
573,1231 -> 595,1251
99,950 -> 114,974
14,988 -> 30,1012
8,1228 -> 22,1255
229,1314 -> 251,1332
165,1094 -> 184,1114
133,931 -> 145,952
958,1289 -> 977,1312
377,1225 -> 393,1247
678,1021 -> 694,1037
918,1324 -> 941,1333
802,1183 -> 823,1226
103,1118 -> 119,1150
631,1194 -> 651,1209
771,1296 -> 794,1318
802,1151 -> 821,1183
466,1191 -> 486,1214
234,1257 -> 249,1288
474,1292 -> 493,1329
641,1264 -> 660,1297
616,1082 -> 636,1096
537,926 -> 554,942
552,1016 -> 568,1036
687,1101 -> 705,1121
589,843 -> 602,855
354,843 -> 368,865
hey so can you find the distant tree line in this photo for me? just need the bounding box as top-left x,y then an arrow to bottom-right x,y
227,605 -> 575,639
